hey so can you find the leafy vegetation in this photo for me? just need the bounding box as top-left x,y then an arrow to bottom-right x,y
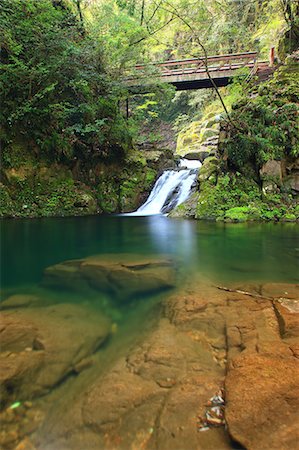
223,59 -> 299,174
0,0 -> 131,164
0,0 -> 298,219
196,172 -> 298,222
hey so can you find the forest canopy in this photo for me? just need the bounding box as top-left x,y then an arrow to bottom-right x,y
0,0 -> 297,163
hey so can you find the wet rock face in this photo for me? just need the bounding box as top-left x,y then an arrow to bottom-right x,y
36,287 -> 230,450
81,315 -> 226,450
43,254 -> 177,301
0,304 -> 111,405
1,282 -> 298,450
285,172 -> 299,193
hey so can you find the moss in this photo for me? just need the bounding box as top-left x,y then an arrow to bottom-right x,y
0,136 -> 162,217
176,113 -> 219,157
0,154 -> 100,218
199,127 -> 218,142
168,192 -> 198,218
4,176 -> 98,218
119,167 -> 158,212
281,213 -> 297,222
198,157 -> 219,182
1,141 -> 37,170
278,25 -> 299,61
95,164 -> 158,214
196,173 -> 262,220
222,57 -> 299,174
0,184 -> 15,217
144,168 -> 156,185
97,184 -> 119,213
195,170 -> 297,222
224,206 -> 259,222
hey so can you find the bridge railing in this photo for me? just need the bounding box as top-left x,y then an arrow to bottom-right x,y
129,51 -> 259,79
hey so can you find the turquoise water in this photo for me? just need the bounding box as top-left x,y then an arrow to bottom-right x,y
0,216 -> 298,449
1,215 -> 298,288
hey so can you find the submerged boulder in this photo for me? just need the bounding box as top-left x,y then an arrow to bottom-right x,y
0,295 -> 43,310
0,304 -> 111,405
43,254 -> 176,301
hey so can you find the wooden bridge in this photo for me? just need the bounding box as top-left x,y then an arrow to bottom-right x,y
126,51 -> 273,91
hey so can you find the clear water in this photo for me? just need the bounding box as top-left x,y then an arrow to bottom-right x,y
0,216 -> 298,449
1,215 -> 298,289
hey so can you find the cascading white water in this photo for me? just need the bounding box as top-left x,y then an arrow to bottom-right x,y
129,159 -> 201,216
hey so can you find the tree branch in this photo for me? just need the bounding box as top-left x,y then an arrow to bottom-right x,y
156,0 -> 233,124
129,16 -> 176,46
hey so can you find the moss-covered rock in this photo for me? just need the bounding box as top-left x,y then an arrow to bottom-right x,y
198,156 -> 219,183
168,192 -> 198,218
196,54 -> 299,223
0,184 -> 15,217
196,174 -> 262,221
6,174 -> 99,218
281,213 -> 297,222
224,206 -> 260,222
0,141 -> 164,217
278,25 -> 299,62
176,115 -> 219,160
195,172 -> 298,222
221,55 -> 299,176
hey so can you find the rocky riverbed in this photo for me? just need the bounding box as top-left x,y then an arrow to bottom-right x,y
0,255 -> 298,450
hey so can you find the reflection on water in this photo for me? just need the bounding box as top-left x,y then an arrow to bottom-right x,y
1,216 -> 298,288
147,215 -> 197,261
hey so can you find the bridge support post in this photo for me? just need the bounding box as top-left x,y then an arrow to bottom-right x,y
269,47 -> 275,67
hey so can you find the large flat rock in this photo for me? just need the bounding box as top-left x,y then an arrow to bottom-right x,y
43,254 -> 177,301
224,282 -> 299,450
0,303 -> 111,405
34,287 -> 231,450
2,282 -> 298,450
225,353 -> 299,450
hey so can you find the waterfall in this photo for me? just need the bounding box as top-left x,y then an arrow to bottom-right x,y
129,159 -> 201,216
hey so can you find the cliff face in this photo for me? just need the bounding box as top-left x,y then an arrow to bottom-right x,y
170,53 -> 299,222
0,142 -> 174,218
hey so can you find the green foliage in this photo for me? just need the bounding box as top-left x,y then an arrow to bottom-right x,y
0,0 -> 132,164
224,206 -> 259,222
196,173 -> 261,220
0,173 -> 98,218
223,58 -> 299,172
196,171 -> 297,222
0,184 -> 14,217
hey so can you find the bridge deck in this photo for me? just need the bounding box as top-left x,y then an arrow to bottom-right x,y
126,52 -> 271,91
